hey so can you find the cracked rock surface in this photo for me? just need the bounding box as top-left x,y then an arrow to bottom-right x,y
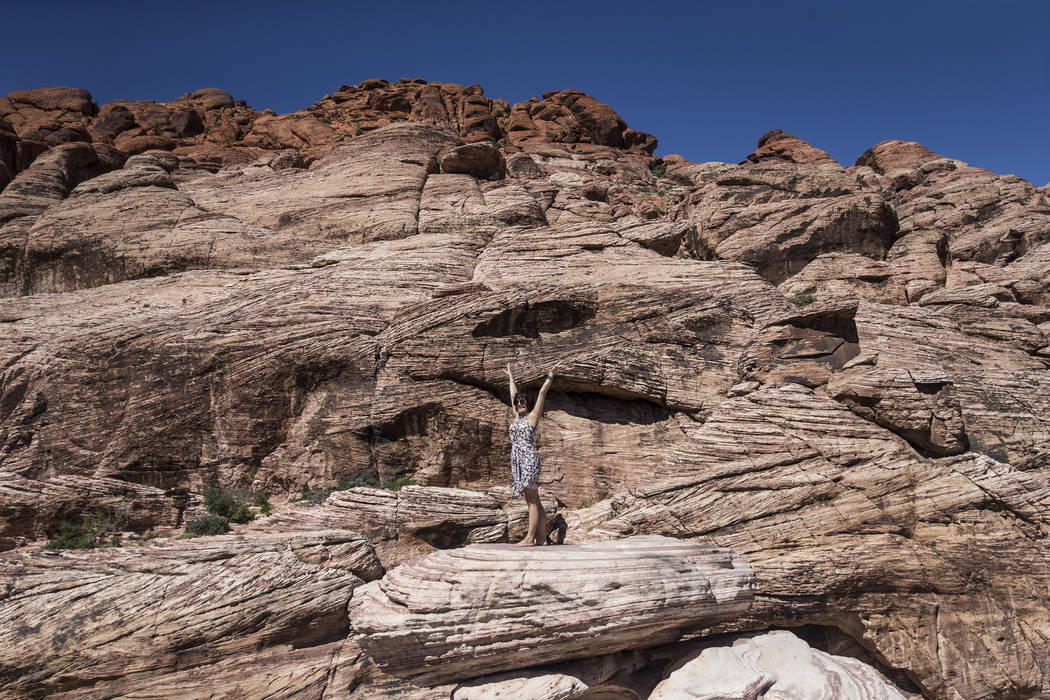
1,80 -> 1049,698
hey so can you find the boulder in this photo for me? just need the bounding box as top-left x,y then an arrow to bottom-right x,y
747,129 -> 840,168
0,472 -> 194,544
827,369 -> 967,455
884,229 -> 948,302
350,535 -> 755,684
779,253 -> 909,305
651,630 -> 908,700
853,139 -> 943,177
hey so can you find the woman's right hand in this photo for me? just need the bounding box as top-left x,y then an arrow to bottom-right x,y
506,363 -> 513,377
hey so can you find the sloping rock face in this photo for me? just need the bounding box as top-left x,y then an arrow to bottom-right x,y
0,531 -> 380,698
350,535 -> 755,684
593,384 -> 1050,699
1,78 -> 1050,699
671,159 -> 899,284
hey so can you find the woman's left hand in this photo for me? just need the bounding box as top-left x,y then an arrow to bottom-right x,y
549,362 -> 563,377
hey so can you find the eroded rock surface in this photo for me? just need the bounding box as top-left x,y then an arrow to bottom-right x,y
593,384 -> 1050,699
0,531 -> 380,698
651,630 -> 908,700
1,78 -> 1049,699
351,535 -> 755,684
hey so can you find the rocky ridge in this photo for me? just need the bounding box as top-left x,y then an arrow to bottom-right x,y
0,79 -> 1049,699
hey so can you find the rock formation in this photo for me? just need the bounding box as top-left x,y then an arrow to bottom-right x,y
1,78 -> 1048,698
650,630 -> 910,700
350,536 -> 754,684
0,531 -> 380,697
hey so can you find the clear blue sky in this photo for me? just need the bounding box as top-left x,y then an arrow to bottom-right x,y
3,0 -> 1048,185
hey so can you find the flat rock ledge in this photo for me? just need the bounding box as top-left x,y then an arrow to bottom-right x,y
350,535 -> 755,685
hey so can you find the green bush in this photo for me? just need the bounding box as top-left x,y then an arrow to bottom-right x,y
337,473 -> 379,490
789,292 -> 816,307
649,162 -> 667,179
354,128 -> 364,136
203,486 -> 235,517
968,434 -> 983,453
46,520 -> 96,550
259,503 -> 273,516
252,490 -> 270,507
184,515 -> 230,537
229,504 -> 255,524
384,476 -> 417,491
45,511 -> 126,550
299,484 -> 332,505
291,473 -> 415,506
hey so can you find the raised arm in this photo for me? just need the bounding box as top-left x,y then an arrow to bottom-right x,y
506,364 -> 518,404
529,363 -> 561,427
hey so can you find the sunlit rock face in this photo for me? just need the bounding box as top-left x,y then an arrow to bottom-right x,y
350,535 -> 755,684
2,79 -> 1050,699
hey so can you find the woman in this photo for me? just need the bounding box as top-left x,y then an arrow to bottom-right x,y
506,362 -> 561,546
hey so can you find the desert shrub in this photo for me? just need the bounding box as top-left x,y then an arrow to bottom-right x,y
292,473 -> 412,506
337,473 -> 379,490
384,476 -> 418,491
789,292 -> 816,307
229,504 -> 255,524
204,487 -> 263,519
46,520 -> 96,550
45,511 -> 126,550
203,486 -> 235,518
299,484 -> 332,505
184,515 -> 230,537
259,503 -> 273,516
649,162 -> 667,178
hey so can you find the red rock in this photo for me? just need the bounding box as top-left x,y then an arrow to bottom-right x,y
113,132 -> 177,153
186,87 -> 236,110
854,139 -> 943,175
507,90 -> 656,153
747,129 -> 840,168
3,86 -> 97,115
1,77 -> 1049,699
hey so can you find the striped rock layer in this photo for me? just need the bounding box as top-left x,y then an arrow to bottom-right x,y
350,535 -> 755,685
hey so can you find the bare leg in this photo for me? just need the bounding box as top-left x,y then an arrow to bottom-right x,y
515,488 -> 541,546
534,498 -> 547,545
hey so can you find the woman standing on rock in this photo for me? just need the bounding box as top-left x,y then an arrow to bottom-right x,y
506,362 -> 560,546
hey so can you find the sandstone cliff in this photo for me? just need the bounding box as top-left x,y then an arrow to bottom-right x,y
1,79 -> 1048,699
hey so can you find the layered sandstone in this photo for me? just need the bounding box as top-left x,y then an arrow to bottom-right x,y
0,78 -> 1048,699
0,531 -> 380,698
350,535 -> 755,684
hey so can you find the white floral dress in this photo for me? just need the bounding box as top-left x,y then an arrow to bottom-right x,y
509,414 -> 541,497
